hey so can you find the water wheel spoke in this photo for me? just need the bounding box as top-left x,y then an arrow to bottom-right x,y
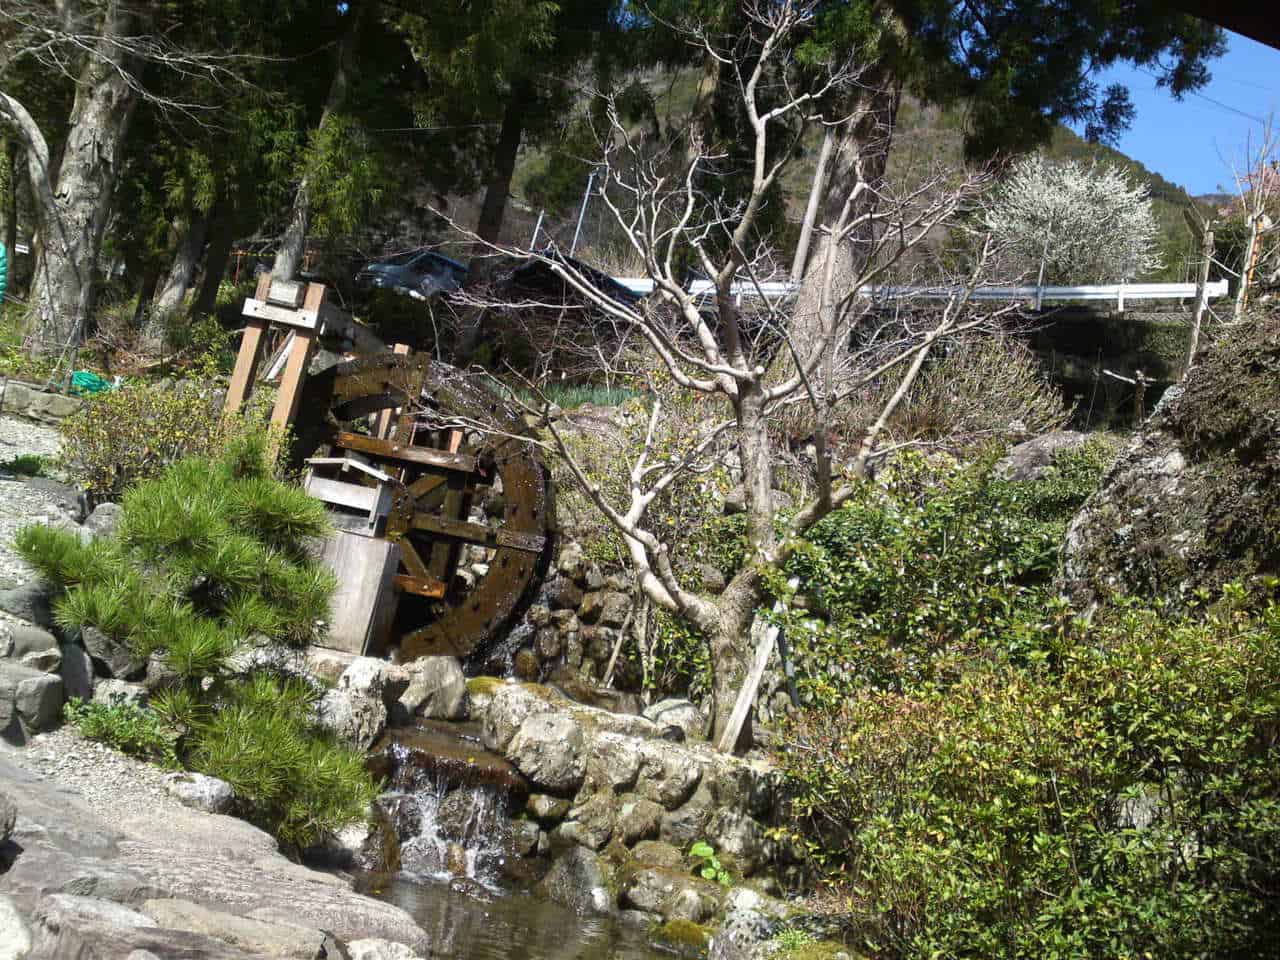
411,514 -> 546,554
393,574 -> 448,599
335,431 -> 477,472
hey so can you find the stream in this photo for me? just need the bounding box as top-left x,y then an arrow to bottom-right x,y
356,720 -> 676,960
358,873 -> 667,960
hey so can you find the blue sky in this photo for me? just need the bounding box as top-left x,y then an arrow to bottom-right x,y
1077,31 -> 1280,196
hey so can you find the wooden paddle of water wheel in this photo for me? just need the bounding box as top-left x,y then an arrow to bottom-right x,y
293,353 -> 550,660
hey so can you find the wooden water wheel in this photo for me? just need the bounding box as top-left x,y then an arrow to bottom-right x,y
293,353 -> 550,659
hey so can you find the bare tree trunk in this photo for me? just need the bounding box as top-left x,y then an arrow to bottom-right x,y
192,193 -> 236,317
271,11 -> 359,281
685,52 -> 721,168
789,80 -> 901,364
455,83 -> 531,360
2,140 -> 17,266
790,125 -> 835,284
1185,226 -> 1213,376
0,5 -> 143,356
131,260 -> 163,330
146,212 -> 209,345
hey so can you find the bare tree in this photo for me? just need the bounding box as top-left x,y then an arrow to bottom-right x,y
1226,117 -> 1279,323
450,1 -> 996,750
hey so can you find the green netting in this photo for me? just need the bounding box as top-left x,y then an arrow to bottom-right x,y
70,370 -> 112,395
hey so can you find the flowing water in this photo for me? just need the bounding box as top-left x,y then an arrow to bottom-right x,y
359,722 -> 674,960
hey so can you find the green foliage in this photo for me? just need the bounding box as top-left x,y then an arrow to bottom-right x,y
776,446 -> 1111,703
57,374 -> 279,499
781,597 -> 1280,959
689,840 -> 732,887
16,444 -> 368,849
186,674 -> 378,849
1,453 -> 51,477
771,928 -> 818,952
64,696 -> 176,765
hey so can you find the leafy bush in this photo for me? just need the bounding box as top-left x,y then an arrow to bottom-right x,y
57,371 -> 278,499
64,696 -> 176,765
774,447 -> 1109,703
780,598 -> 1280,959
16,440 -> 374,848
1,453 -> 51,477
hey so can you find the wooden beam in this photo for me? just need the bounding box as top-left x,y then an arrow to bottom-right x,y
224,274 -> 273,417
375,343 -> 411,439
334,432 -> 477,472
410,513 -> 545,553
270,326 -> 316,431
393,574 -> 448,599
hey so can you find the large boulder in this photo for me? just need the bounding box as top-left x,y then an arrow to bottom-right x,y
141,898 -> 333,958
163,773 -> 236,815
643,699 -> 704,741
81,625 -> 144,679
506,712 -> 586,794
93,678 -> 148,709
60,642 -> 95,701
481,683 -> 555,753
314,687 -> 386,751
82,503 -> 123,540
996,430 -> 1089,481
396,657 -> 467,722
0,661 -> 64,739
0,581 -> 55,627
1061,315 -> 1280,609
536,846 -> 615,916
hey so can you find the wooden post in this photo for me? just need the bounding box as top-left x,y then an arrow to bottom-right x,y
374,342 -> 411,438
224,273 -> 273,416
268,282 -> 324,430
1185,227 -> 1214,377
716,578 -> 798,754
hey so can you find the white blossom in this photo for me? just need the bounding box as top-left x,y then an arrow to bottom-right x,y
984,153 -> 1163,284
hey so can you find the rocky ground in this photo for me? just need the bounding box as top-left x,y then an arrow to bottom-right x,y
0,415 -> 79,594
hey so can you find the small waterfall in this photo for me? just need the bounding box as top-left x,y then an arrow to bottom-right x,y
391,773 -> 512,887
370,723 -> 527,893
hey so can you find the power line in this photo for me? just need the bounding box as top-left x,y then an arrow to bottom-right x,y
1135,65 -> 1268,125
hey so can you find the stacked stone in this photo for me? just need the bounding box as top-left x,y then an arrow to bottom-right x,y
469,680 -> 795,927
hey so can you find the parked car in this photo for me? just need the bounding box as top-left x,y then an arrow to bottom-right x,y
354,249 -> 468,300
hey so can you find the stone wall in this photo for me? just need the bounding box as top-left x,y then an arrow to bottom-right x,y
0,378 -> 84,423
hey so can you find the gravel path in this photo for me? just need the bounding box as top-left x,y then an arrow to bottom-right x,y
0,726 -> 191,832
0,414 -> 79,591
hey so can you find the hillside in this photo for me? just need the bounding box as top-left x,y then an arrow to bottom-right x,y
503,67 -> 1208,282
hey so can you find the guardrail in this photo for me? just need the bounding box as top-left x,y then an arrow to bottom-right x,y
613,278 -> 1230,310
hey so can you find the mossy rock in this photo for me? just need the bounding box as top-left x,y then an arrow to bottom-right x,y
465,676 -> 505,698
1060,310 -> 1280,608
652,918 -> 712,956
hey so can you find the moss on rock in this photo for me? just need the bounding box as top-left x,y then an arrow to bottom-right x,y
653,918 -> 712,953
1060,311 -> 1280,607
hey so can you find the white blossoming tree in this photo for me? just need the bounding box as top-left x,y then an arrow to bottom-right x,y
984,153 -> 1162,284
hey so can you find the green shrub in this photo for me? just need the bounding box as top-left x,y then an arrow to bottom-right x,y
774,447 -> 1108,703
63,696 -> 176,764
16,441 -> 372,849
1,453 -> 51,477
780,598 -> 1280,959
57,372 -> 278,499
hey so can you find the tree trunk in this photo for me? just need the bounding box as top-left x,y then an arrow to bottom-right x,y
192,193 -> 237,317
146,212 -> 209,345
455,83 -> 530,361
704,383 -> 778,747
271,11 -> 360,281
708,568 -> 764,751
474,84 -> 529,252
2,140 -> 17,267
2,6 -> 143,356
131,260 -> 163,330
789,80 -> 901,366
